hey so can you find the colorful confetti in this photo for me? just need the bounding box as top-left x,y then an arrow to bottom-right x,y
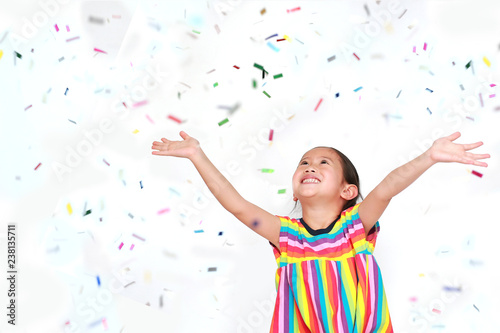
167,115 -> 182,124
287,6 -> 301,13
278,189 -> 286,194
483,56 -> 491,67
314,98 -> 323,111
273,73 -> 283,79
263,91 -> 271,98
119,242 -> 124,250
269,129 -> 274,141
157,208 -> 170,215
218,118 -> 229,126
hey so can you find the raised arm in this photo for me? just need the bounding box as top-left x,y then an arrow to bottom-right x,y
152,131 -> 281,249
358,132 -> 490,235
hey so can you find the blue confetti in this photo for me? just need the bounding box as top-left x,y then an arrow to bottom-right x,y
97,275 -> 101,286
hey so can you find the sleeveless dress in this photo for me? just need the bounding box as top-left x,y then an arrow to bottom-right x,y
269,203 -> 393,332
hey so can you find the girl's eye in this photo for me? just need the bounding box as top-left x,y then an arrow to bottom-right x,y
301,161 -> 308,165
321,160 -> 328,164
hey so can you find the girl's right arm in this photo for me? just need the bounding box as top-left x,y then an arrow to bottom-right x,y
152,131 -> 281,249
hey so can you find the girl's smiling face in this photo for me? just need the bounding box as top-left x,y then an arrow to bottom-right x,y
292,147 -> 346,202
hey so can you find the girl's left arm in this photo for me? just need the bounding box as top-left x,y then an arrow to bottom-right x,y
358,131 -> 490,236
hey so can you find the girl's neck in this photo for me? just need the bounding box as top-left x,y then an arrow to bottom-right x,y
301,200 -> 344,230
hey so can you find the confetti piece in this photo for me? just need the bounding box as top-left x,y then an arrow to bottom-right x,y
459,84 -> 464,91
491,84 -> 496,87
252,79 -> 257,88
412,46 -> 416,53
284,35 -> 291,41
396,90 -> 402,98
139,181 -> 143,189
214,24 -> 220,34
263,91 -> 271,98
277,38 -> 286,42
97,276 -> 101,286
0,50 -> 3,60
192,29 -> 201,34
132,100 -> 147,108
157,208 -> 170,215
479,93 -> 483,107
132,129 -> 139,134
269,129 -> 274,141
84,209 -> 92,216
287,6 -> 301,13
218,231 -> 223,236
353,53 -> 360,60
67,203 -> 73,215
94,47 -> 107,54
265,33 -> 278,40
443,286 -> 461,292
253,63 -> 264,70
128,212 -> 134,218
24,104 -> 32,111
233,65 -> 240,69
132,233 -> 146,241
335,92 -> 340,98
64,88 -> 69,95
471,170 -> 483,178
208,267 -> 217,272
278,189 -> 286,194
213,82 -> 218,87
66,25 -> 70,32
431,308 -> 441,314
145,114 -> 155,124
490,94 -> 496,98
55,24 -> 59,32
427,107 -> 432,115
15,51 -> 22,59
295,38 -> 304,44
34,162 -> 41,170
423,42 -> 427,50
465,60 -> 472,69
260,169 -> 274,173
124,281 -> 135,288
119,242 -> 124,250
66,36 -> 80,42
409,296 -> 418,302
218,118 -> 229,126
425,88 -> 433,93
398,9 -> 407,19
473,304 -> 480,312
314,98 -> 323,111
167,114 -> 182,124
102,318 -> 108,330
267,41 -> 280,52
483,56 -> 491,67
103,159 -> 110,166
260,8 -> 266,15
273,73 -> 283,79
194,230 -> 204,233
354,86 -> 363,93
130,244 -> 135,250
327,55 -> 336,62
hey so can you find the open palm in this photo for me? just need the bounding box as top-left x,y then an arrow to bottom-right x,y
429,132 -> 490,167
151,131 -> 200,158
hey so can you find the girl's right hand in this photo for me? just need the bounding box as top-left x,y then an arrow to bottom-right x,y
151,131 -> 200,159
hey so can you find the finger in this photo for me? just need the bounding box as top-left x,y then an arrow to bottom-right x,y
463,141 -> 483,151
161,138 -> 169,142
447,131 -> 461,141
179,131 -> 189,140
465,152 -> 491,160
472,160 -> 488,167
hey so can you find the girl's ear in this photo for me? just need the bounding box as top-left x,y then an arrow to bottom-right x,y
340,184 -> 358,201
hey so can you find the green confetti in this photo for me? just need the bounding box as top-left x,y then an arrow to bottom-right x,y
84,209 -> 92,216
252,79 -> 257,88
192,30 -> 201,34
465,60 -> 472,69
218,118 -> 229,126
261,169 -> 274,173
278,189 -> 286,194
14,51 -> 22,59
263,91 -> 271,98
273,73 -> 283,79
253,63 -> 264,70
214,82 -> 218,87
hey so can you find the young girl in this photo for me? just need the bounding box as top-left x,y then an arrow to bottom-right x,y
151,131 -> 489,332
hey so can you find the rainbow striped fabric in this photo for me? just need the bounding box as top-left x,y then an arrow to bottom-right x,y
269,203 -> 393,332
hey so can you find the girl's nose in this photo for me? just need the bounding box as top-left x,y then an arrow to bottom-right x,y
305,167 -> 316,173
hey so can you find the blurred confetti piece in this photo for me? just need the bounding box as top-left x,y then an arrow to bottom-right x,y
354,86 -> 363,92
465,60 -> 472,69
327,55 -> 336,62
314,98 -> 323,111
168,114 -> 182,124
260,169 -> 274,173
96,275 -> 101,286
145,114 -> 155,124
194,230 -> 204,233
473,304 -> 480,312
0,50 -> 3,60
34,162 -> 41,170
15,51 -> 22,59
260,8 -> 266,15
130,244 -> 135,250
66,36 -> 80,42
140,181 -> 143,189
103,159 -> 110,166
233,65 -> 240,69
470,170 -> 483,178
423,42 -> 427,51
132,233 -> 145,241
66,25 -> 70,32
218,231 -> 223,236
119,242 -> 124,250
213,82 -> 218,87
157,207 -> 170,215
208,267 -> 217,272
144,270 -> 152,283
409,296 -> 417,302
192,29 -> 200,34
84,209 -> 92,216
426,88 -> 433,93
102,318 -> 108,330
269,129 -> 274,141
218,118 -> 229,126
132,100 -> 147,108
277,38 -> 286,42
94,47 -> 107,54
353,53 -> 360,60
396,90 -> 402,98
132,129 -> 139,134
265,33 -> 278,40
267,42 -> 279,52
278,189 -> 286,194
55,24 -> 59,32
490,94 -> 496,98
483,56 -> 491,67
67,203 -> 73,215
273,73 -> 283,79
214,24 -> 220,34
64,88 -> 69,95
263,91 -> 271,98
287,6 -> 301,13
431,308 -> 441,314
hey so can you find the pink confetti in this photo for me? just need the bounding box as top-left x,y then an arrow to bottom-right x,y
66,25 -> 70,32
24,104 -> 32,111
34,162 -> 42,170
490,94 -> 496,98
102,318 -> 108,330
353,53 -> 360,60
112,15 -> 121,19
145,114 -> 155,124
409,296 -> 418,302
471,170 -> 483,178
432,308 -> 441,314
157,207 -> 170,215
491,84 -> 496,87
132,100 -> 148,108
479,93 -> 483,107
423,42 -> 427,50
132,233 -> 146,241
167,115 -> 182,124
66,36 -> 80,42
412,46 -> 416,53
118,242 -> 124,250
94,47 -> 107,54
103,159 -> 110,166
55,24 -> 59,32
130,244 -> 135,250
314,98 -> 323,111
287,6 -> 301,13
269,129 -> 274,141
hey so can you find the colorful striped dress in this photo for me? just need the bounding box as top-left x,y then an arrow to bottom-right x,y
269,203 -> 393,332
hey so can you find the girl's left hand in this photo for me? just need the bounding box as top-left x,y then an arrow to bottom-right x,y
428,132 -> 490,167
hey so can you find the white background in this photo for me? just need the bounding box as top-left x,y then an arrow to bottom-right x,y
0,0 -> 499,332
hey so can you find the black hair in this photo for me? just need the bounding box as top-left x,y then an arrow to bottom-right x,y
291,146 -> 363,214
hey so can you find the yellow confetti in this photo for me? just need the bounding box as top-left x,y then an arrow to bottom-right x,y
483,56 -> 491,67
144,270 -> 152,283
133,129 -> 139,134
418,273 -> 425,278
384,23 -> 394,34
284,34 -> 291,41
67,203 -> 73,215
0,50 -> 3,60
